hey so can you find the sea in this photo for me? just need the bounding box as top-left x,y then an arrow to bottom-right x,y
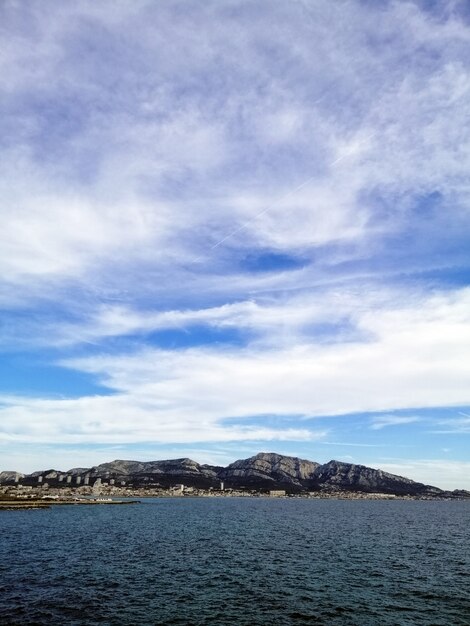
1,498 -> 469,626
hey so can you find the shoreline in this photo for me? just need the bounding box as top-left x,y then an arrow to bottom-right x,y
0,498 -> 139,510
2,491 -> 469,510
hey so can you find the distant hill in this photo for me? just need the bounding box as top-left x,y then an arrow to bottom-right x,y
1,452 -> 468,498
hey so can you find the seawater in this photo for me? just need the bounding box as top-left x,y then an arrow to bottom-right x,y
0,498 -> 469,625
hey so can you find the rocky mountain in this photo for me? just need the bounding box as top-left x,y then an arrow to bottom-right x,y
2,452 -> 468,497
85,458 -> 221,488
308,460 -> 443,496
218,454 -> 448,495
219,452 -> 320,489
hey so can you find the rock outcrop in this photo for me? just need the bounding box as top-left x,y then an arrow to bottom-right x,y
219,452 -> 319,489
0,471 -> 25,484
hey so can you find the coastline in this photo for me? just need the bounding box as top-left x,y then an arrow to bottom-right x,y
1,487 -> 468,511
0,497 -> 139,510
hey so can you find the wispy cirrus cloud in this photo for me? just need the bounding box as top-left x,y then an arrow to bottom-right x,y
370,415 -> 422,430
432,411 -> 470,434
1,1 -> 470,486
1,0 -> 469,306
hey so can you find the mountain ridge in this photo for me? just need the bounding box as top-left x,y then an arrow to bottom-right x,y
2,452 -> 468,497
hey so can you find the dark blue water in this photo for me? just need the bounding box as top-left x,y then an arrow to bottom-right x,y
1,498 -> 469,625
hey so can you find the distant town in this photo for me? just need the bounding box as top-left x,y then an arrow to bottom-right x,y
1,453 -> 469,509
0,475 -> 464,510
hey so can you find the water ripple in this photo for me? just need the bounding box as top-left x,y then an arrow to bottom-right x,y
1,499 -> 469,625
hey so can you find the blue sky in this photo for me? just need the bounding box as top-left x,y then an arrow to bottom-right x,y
1,0 -> 470,488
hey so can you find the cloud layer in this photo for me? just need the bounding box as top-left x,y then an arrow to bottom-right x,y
1,0 -> 470,486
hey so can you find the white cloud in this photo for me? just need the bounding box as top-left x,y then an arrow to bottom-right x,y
45,291 -> 352,346
0,189 -> 168,282
370,415 -> 422,430
1,0 -> 469,307
61,287 -> 470,418
0,286 -> 469,448
0,390 -> 323,445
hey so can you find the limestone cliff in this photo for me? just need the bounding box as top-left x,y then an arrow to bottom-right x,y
219,452 -> 319,489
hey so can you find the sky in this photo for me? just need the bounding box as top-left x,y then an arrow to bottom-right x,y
1,0 -> 470,489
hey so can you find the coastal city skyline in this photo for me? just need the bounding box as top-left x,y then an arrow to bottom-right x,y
1,0 -> 470,489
